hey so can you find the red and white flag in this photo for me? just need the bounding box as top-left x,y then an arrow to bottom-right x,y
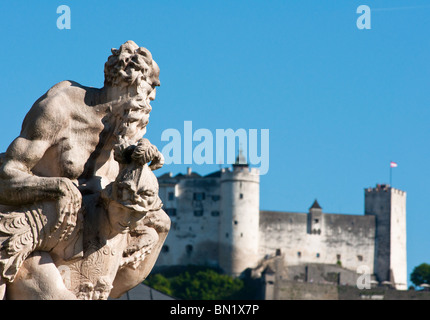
390,161 -> 398,168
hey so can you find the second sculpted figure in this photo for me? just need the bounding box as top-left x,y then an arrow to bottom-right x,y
0,41 -> 170,299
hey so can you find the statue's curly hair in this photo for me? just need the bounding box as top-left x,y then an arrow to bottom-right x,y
104,40 -> 160,88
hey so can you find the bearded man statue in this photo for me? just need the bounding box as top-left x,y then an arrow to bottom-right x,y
0,41 -> 169,299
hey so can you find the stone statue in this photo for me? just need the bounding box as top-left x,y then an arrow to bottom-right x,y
0,41 -> 170,299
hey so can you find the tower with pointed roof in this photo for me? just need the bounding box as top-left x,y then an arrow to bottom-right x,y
308,199 -> 323,235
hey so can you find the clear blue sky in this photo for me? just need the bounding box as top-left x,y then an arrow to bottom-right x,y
0,1 -> 429,286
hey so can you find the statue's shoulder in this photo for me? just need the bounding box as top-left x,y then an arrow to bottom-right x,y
45,80 -> 91,100
28,81 -> 96,118
21,81 -> 93,137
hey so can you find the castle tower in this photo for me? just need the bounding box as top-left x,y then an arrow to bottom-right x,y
365,184 -> 407,290
308,199 -> 323,235
218,150 -> 260,276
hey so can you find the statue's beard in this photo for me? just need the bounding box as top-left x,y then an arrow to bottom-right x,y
113,95 -> 151,146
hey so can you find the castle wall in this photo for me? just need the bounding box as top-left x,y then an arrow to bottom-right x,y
390,189 -> 407,289
266,280 -> 430,300
365,187 -> 391,283
258,211 -> 308,265
155,176 -> 222,268
259,211 -> 376,274
364,185 -> 407,289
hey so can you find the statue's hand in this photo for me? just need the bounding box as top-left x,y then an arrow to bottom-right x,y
53,177 -> 82,240
131,139 -> 164,170
148,150 -> 164,171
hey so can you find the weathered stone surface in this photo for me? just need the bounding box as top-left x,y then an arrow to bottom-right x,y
0,40 -> 170,300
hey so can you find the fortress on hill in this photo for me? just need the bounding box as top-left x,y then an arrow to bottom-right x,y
154,152 -> 407,291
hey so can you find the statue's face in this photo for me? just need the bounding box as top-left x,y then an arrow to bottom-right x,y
112,62 -> 160,142
135,60 -> 160,107
135,80 -> 156,112
107,201 -> 145,234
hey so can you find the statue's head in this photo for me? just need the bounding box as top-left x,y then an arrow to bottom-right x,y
104,40 -> 160,90
104,41 -> 161,143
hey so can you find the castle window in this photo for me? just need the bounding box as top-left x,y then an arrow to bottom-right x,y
234,220 -> 238,225
186,245 -> 193,254
239,193 -> 244,199
314,219 -> 319,223
357,255 -> 363,261
194,192 -> 205,201
194,210 -> 203,217
297,251 -> 301,257
226,233 -> 229,238
316,253 -> 320,258
166,208 -> 177,216
162,246 -> 169,253
337,254 -> 341,261
212,195 -> 220,201
168,192 -> 174,201
211,210 -> 220,217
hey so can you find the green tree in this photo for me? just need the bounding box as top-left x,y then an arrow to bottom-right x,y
144,267 -> 245,300
171,269 -> 244,300
410,263 -> 430,287
145,273 -> 173,296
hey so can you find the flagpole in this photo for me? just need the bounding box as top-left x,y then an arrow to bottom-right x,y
390,164 -> 392,186
389,161 -> 397,187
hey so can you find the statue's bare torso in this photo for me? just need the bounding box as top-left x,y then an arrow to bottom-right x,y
23,81 -> 116,182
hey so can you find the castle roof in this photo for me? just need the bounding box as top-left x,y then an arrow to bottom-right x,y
233,147 -> 248,167
158,172 -> 173,179
204,170 -> 222,178
263,265 -> 276,275
310,199 -> 322,210
173,172 -> 202,179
